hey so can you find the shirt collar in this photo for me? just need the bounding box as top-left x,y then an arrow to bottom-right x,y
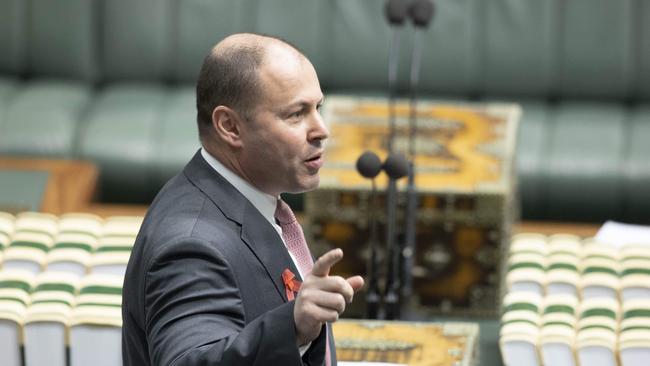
200,148 -> 278,228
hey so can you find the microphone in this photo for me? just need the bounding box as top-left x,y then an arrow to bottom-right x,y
385,0 -> 409,25
400,0 -> 435,314
384,0 -> 408,152
357,151 -> 383,179
383,153 -> 409,182
409,0 -> 434,28
356,151 -> 383,319
382,152 -> 409,320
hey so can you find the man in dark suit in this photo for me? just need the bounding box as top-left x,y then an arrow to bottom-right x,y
122,33 -> 364,365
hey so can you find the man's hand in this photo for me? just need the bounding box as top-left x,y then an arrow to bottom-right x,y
293,248 -> 364,346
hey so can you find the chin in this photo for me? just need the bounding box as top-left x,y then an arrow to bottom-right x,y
290,177 -> 320,194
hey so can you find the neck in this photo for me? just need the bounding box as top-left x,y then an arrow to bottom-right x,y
202,145 -> 280,197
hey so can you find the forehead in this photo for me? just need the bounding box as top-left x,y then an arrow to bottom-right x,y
256,45 -> 322,107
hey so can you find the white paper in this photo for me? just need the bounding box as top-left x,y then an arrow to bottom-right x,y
594,221 -> 650,248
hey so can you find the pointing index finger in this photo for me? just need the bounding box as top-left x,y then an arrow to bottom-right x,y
311,248 -> 343,277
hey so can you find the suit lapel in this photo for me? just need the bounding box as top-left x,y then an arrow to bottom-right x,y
240,202 -> 301,301
183,150 -> 301,302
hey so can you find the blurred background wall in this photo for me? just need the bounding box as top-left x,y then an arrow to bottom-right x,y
0,0 -> 648,224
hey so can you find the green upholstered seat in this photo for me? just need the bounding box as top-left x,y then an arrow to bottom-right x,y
0,269 -> 34,366
101,0 -> 173,82
539,294 -> 578,366
622,107 -> 650,221
580,241 -> 621,300
507,235 -> 547,294
619,299 -> 650,365
558,0 -> 634,99
514,101 -> 551,220
620,251 -> 650,301
507,252 -> 547,295
46,213 -> 103,277
576,297 -> 619,366
69,273 -> 124,366
547,234 -> 582,257
0,0 -> 26,75
90,216 -> 142,276
544,103 -> 628,222
3,212 -> 58,274
500,292 -> 542,366
172,0 -> 252,83
77,84 -> 167,203
545,234 -> 582,295
0,81 -> 91,158
23,271 -> 78,366
27,0 -> 97,82
0,77 -> 18,104
153,87 -> 201,190
0,211 -> 14,258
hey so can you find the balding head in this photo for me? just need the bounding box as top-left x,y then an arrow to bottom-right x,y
196,33 -> 306,145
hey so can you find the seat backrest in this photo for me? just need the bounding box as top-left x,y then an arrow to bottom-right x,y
0,211 -> 15,258
47,213 -> 103,277
69,273 -> 123,366
3,212 -> 58,274
0,0 -> 97,81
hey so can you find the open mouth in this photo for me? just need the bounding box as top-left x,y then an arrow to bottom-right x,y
304,153 -> 324,170
305,154 -> 321,162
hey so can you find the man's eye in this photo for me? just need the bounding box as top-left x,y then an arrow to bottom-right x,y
288,111 -> 302,119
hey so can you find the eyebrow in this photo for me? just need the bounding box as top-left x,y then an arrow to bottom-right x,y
285,96 -> 324,110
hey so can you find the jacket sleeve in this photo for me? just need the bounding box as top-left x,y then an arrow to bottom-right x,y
143,237 -> 305,366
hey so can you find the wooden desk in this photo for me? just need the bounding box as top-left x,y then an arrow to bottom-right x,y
85,203 -> 149,218
333,320 -> 478,366
514,221 -> 601,237
0,157 -> 98,215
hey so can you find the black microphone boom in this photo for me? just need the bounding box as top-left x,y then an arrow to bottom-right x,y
382,0 -> 409,320
407,0 -> 435,160
384,0 -> 408,152
382,152 -> 408,320
401,0 -> 435,314
356,151 -> 383,319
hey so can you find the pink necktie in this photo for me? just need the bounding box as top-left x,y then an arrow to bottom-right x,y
275,199 -> 313,276
275,199 -> 331,366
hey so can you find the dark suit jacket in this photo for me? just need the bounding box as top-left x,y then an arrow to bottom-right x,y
122,150 -> 336,366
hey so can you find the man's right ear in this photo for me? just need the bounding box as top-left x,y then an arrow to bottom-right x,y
211,106 -> 244,148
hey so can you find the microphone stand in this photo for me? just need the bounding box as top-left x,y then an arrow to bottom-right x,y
365,178 -> 380,319
401,28 -> 424,313
383,154 -> 408,320
387,27 -> 401,154
383,0 -> 406,321
356,151 -> 383,319
400,0 -> 434,317
383,178 -> 400,320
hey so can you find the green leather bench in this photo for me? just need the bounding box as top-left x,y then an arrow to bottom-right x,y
0,0 -> 648,223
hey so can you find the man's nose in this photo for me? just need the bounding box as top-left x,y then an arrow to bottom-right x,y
308,111 -> 329,142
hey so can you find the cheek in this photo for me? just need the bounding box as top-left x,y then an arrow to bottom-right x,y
278,133 -> 305,157
259,127 -> 306,163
